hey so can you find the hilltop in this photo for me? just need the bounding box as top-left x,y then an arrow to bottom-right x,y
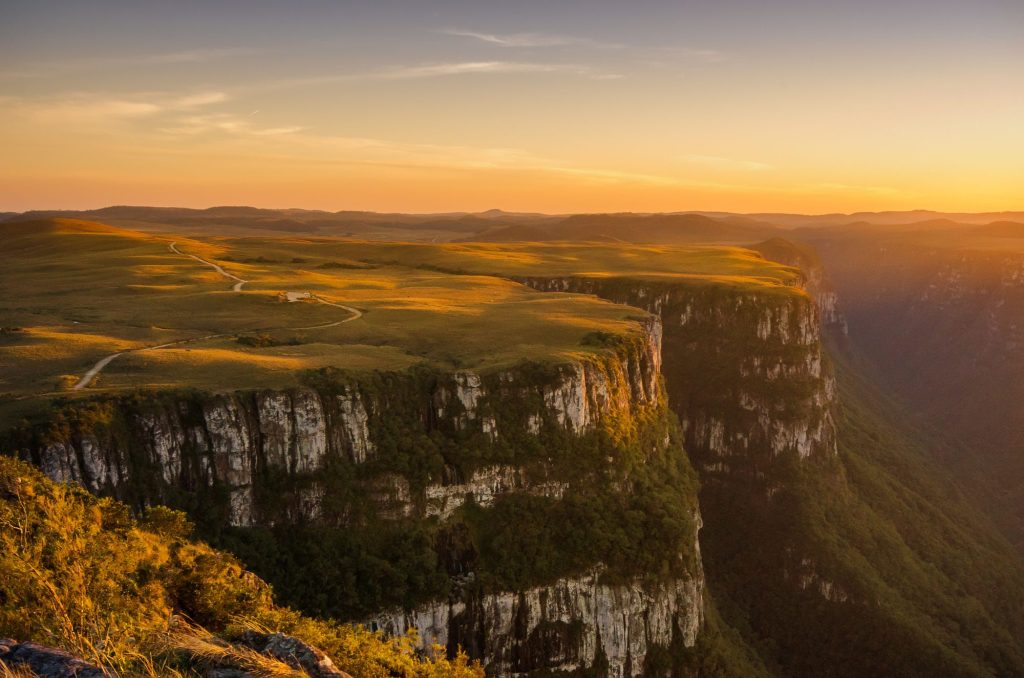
0,218 -> 800,425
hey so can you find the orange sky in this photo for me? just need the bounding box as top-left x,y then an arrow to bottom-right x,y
2,1 -> 1022,214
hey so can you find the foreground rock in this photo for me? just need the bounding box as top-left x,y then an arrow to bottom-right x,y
0,639 -> 105,678
0,634 -> 355,678
231,631 -> 352,678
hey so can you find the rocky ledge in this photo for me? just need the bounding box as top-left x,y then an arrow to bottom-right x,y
369,565 -> 704,678
17,317 -> 664,528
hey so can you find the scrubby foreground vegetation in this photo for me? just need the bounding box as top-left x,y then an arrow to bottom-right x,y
0,456 -> 481,677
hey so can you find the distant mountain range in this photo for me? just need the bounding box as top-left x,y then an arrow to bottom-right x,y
6,206 -> 1021,244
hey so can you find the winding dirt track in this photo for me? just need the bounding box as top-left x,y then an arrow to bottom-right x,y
169,241 -> 248,291
72,243 -> 362,390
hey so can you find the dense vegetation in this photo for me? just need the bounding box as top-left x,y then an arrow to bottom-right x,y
700,358 -> 1024,677
804,226 -> 1024,549
214,364 -> 702,620
0,456 -> 481,677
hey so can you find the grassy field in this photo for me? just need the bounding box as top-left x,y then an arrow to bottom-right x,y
0,218 -> 803,423
219,238 -> 803,290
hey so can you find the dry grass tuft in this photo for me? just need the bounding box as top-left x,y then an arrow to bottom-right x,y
0,662 -> 40,678
162,620 -> 305,678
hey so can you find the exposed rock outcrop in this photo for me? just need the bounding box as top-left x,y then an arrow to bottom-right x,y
515,277 -> 838,485
0,639 -> 105,678
749,237 -> 847,333
423,465 -> 568,520
369,567 -> 704,678
232,631 -> 352,677
23,319 -> 665,528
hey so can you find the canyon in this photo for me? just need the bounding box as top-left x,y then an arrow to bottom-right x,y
4,220 -> 1024,676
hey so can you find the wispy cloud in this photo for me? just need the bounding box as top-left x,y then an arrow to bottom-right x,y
42,99 -> 164,121
12,90 -> 229,123
682,154 -> 774,172
173,91 -> 230,108
240,60 -> 622,92
147,120 -> 767,192
377,61 -> 619,80
637,46 -> 729,68
158,111 -> 304,137
250,126 -> 306,136
667,47 -> 727,63
441,29 -> 622,49
7,88 -> 295,137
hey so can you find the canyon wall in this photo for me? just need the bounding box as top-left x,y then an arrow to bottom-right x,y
515,277 -> 838,479
8,316 -> 706,677
8,271 -> 843,676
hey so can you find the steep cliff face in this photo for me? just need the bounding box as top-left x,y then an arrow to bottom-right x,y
507,269 -> 1024,677
9,317 -> 706,677
27,318 -> 663,526
370,567 -> 703,677
515,277 -> 837,487
748,238 -> 847,333
510,275 -> 849,671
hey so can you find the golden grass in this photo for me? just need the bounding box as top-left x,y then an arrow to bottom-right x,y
21,327 -> 141,351
1,458 -> 477,677
163,621 -> 306,678
238,238 -> 802,289
0,217 -> 803,417
0,663 -> 39,678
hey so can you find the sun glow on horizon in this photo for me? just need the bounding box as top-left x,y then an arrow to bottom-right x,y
1,0 -> 1022,214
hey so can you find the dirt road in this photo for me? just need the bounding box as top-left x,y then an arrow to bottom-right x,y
72,246 -> 362,390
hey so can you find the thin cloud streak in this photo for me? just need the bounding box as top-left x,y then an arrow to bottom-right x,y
242,61 -> 622,92
5,89 -> 910,203
441,29 -> 623,49
9,90 -> 230,123
158,112 -> 304,137
378,61 -> 619,80
639,46 -> 729,67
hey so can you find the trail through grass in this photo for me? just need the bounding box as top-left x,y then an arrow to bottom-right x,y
71,243 -> 363,389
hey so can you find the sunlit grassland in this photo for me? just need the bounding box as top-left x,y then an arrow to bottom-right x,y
1,218 -> 805,425
223,238 -> 803,291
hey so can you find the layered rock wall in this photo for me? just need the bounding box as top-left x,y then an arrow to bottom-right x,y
370,568 -> 703,677
25,318 -> 664,527
515,277 -> 837,489
10,315 -> 705,677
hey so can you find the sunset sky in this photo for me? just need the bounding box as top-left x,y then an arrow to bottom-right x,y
1,0 -> 1021,214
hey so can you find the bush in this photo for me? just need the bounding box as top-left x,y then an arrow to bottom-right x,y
0,457 -> 482,677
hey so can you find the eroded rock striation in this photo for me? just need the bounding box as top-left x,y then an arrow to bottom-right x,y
370,567 -> 703,677
22,317 -> 664,527
515,277 -> 838,483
